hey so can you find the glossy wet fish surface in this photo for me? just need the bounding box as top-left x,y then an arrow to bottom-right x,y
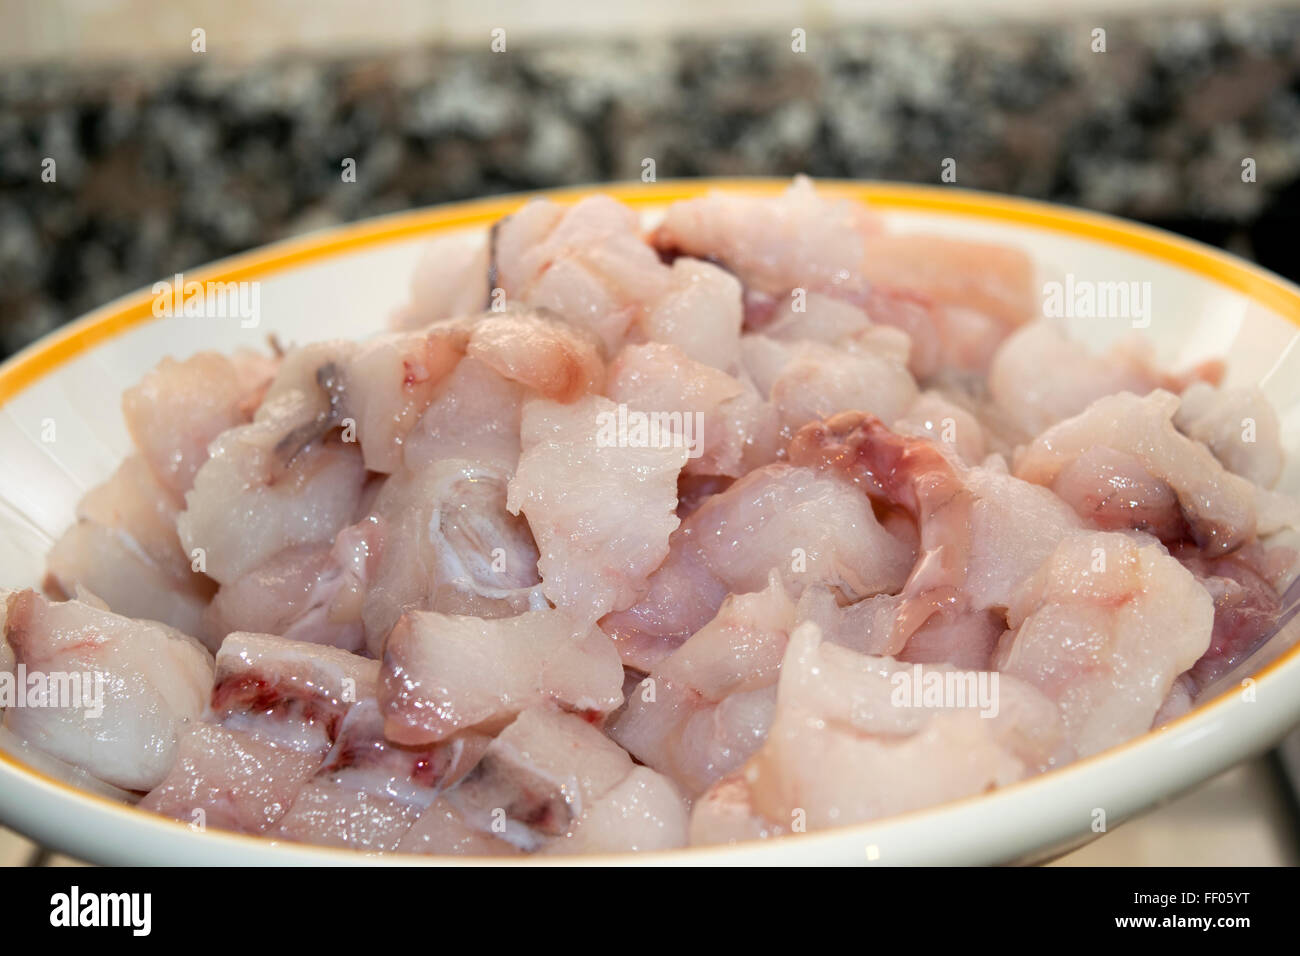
6,178 -> 1298,856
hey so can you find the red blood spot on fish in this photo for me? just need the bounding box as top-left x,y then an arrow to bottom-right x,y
402,359 -> 431,388
410,754 -> 443,788
211,673 -> 347,742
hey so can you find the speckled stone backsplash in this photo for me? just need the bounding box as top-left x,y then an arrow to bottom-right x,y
2,8 -> 1299,356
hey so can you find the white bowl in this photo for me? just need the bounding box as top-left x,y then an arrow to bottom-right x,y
2,180 -> 1299,865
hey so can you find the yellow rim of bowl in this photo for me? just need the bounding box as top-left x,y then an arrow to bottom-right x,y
1,178 -> 1299,863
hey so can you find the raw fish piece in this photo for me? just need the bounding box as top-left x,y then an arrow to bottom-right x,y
741,335 -> 918,438
989,322 -> 1222,436
894,391 -> 986,465
402,357 -> 525,473
445,705 -> 688,853
652,176 -> 878,298
859,232 -> 1035,330
139,722 -> 319,833
3,590 -> 212,791
996,532 -> 1214,757
381,607 -> 624,745
494,196 -> 670,352
1014,390 -> 1257,554
211,632 -> 378,757
507,395 -> 688,626
178,390 -> 366,586
46,455 -> 215,635
122,349 -> 277,497
203,517 -> 382,654
391,235 -> 490,330
1176,382 -> 1283,489
602,463 -> 913,670
273,700 -> 486,852
361,458 -> 542,655
610,575 -> 794,795
690,622 -> 1064,842
639,258 -> 744,373
397,799 -> 524,856
606,342 -> 780,478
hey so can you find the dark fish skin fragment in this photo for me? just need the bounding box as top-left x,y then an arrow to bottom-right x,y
272,361 -> 348,465
486,217 -> 504,308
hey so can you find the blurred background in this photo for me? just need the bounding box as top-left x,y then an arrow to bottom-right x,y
1,0 -> 1299,864
4,0 -> 1300,357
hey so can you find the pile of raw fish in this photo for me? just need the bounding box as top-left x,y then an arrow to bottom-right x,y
3,178 -> 1297,855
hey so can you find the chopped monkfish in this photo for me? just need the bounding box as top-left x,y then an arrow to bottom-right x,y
606,342 -> 779,477
444,705 -> 688,853
602,462 -> 914,669
507,395 -> 688,626
178,390 -> 366,585
16,178 -> 1298,857
203,516 -> 382,653
46,455 -> 215,636
651,176 -> 879,298
1175,382 -> 1283,489
741,334 -> 918,438
273,699 -> 488,852
690,621 -> 1065,842
139,722 -> 320,833
402,357 -> 526,473
610,574 -> 795,795
3,590 -> 212,791
989,322 -> 1163,436
639,258 -> 744,373
122,349 -> 277,497
361,457 -> 542,654
996,532 -> 1214,757
858,233 -> 1036,331
1014,390 -> 1258,554
894,390 -> 987,465
391,235 -> 491,331
211,631 -> 378,757
493,196 -> 670,352
381,607 -> 624,745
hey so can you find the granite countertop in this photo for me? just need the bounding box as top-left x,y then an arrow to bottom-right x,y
1,7 -> 1299,354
